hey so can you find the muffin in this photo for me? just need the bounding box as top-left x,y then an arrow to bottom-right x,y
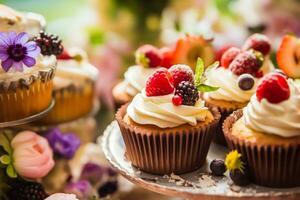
0,4 -> 45,38
116,65 -> 220,174
223,73 -> 300,187
203,33 -> 274,145
37,48 -> 99,125
0,31 -> 56,122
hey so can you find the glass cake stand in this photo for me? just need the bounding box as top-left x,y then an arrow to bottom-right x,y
100,121 -> 300,200
0,100 -> 55,128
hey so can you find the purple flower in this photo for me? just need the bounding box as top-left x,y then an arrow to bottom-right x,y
0,31 -> 40,72
46,128 -> 81,160
80,162 -> 105,185
64,180 -> 93,200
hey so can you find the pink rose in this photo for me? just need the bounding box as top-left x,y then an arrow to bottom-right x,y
11,131 -> 54,179
45,193 -> 79,200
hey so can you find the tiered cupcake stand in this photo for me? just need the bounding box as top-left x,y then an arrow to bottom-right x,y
101,121 -> 300,200
0,100 -> 55,128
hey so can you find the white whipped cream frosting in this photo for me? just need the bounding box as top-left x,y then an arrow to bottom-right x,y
0,5 -> 46,38
204,59 -> 274,103
56,48 -> 99,81
124,65 -> 158,96
243,80 -> 300,138
0,55 -> 56,83
127,90 -> 213,128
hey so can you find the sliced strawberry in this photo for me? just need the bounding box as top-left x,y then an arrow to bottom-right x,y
256,73 -> 290,104
160,46 -> 174,68
172,35 -> 215,70
277,35 -> 300,78
57,49 -> 72,60
145,68 -> 174,96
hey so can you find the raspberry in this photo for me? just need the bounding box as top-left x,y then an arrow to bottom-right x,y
145,68 -> 174,96
9,180 -> 48,200
168,64 -> 194,87
135,44 -> 162,68
175,81 -> 199,106
215,45 -> 235,61
220,47 -> 241,68
256,73 -> 290,104
33,31 -> 63,56
172,95 -> 182,106
210,159 -> 226,176
243,33 -> 271,55
160,47 -> 174,68
229,50 -> 263,77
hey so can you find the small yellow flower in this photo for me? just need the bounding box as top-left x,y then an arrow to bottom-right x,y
225,150 -> 245,173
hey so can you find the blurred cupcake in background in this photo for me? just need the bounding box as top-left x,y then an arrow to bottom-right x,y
0,4 -> 45,38
37,47 -> 99,125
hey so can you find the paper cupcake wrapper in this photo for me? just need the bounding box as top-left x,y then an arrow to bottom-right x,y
223,109 -> 300,188
205,100 -> 238,146
36,81 -> 94,125
116,104 -> 220,175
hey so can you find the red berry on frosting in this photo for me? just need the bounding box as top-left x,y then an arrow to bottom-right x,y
168,64 -> 194,87
135,44 -> 162,68
229,50 -> 264,77
256,73 -> 290,104
243,33 -> 271,55
145,68 -> 174,96
160,47 -> 174,68
57,49 -> 72,60
215,45 -> 235,62
172,95 -> 183,106
220,47 -> 241,68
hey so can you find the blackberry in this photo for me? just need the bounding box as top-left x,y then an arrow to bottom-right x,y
33,31 -> 63,56
9,180 -> 48,200
210,159 -> 226,176
97,181 -> 118,197
175,81 -> 199,106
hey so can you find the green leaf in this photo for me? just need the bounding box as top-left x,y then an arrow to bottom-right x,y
6,164 -> 17,178
0,132 -> 13,155
197,84 -> 219,92
0,155 -> 10,165
194,57 -> 205,87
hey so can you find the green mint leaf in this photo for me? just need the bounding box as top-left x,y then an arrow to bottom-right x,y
0,155 -> 10,165
6,164 -> 17,178
194,57 -> 204,87
197,84 -> 219,92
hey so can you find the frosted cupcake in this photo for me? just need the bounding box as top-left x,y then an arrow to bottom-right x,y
116,61 -> 220,174
223,73 -> 300,187
203,33 -> 274,145
37,48 -> 99,125
112,44 -> 170,107
0,4 -> 45,38
0,31 -> 57,122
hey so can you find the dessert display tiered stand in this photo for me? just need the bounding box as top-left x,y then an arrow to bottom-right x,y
101,121 -> 300,200
0,100 -> 55,128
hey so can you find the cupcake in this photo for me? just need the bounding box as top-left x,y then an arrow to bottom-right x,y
0,31 -> 57,122
37,48 -> 99,125
113,34 -> 214,108
223,73 -> 300,187
202,33 -> 274,145
116,61 -> 220,174
0,4 -> 45,38
113,44 -> 168,108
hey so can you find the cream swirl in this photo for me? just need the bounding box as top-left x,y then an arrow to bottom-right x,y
127,91 -> 213,128
204,59 -> 274,103
124,65 -> 157,96
56,48 -> 99,81
243,80 -> 300,137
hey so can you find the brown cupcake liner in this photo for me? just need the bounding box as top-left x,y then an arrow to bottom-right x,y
205,100 -> 238,146
223,109 -> 300,188
36,81 -> 95,125
116,104 -> 220,175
